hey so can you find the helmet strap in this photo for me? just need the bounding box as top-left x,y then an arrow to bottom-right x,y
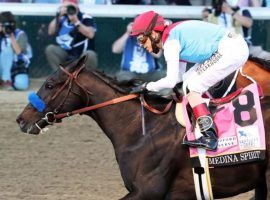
148,33 -> 161,54
144,13 -> 159,36
144,13 -> 162,54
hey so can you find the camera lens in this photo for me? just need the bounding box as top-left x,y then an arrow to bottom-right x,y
3,22 -> 15,34
67,5 -> 77,15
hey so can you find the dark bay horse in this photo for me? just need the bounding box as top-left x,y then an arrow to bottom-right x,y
16,56 -> 270,200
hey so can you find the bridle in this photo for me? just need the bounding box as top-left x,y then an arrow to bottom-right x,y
32,63 -> 93,132
52,64 -> 93,113
31,64 -> 173,133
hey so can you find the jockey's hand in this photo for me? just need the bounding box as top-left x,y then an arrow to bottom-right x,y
130,83 -> 148,94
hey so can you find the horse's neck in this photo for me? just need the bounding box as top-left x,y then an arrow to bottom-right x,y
84,74 -> 142,149
82,72 -> 185,159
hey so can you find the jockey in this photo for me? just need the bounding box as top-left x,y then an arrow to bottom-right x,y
130,11 -> 249,150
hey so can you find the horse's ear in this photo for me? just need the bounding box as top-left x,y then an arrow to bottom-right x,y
65,55 -> 87,73
76,54 -> 88,69
70,55 -> 87,72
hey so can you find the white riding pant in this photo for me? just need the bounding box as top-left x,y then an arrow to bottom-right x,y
183,32 -> 249,94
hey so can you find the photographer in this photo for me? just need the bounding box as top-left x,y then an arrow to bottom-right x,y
202,0 -> 270,60
46,0 -> 97,71
0,11 -> 32,91
112,22 -> 164,84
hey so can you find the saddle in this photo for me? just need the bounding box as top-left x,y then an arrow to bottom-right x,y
176,83 -> 265,167
175,87 -> 243,128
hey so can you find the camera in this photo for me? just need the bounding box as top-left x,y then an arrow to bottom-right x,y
66,5 -> 77,15
212,0 -> 224,16
3,21 -> 15,34
11,59 -> 29,81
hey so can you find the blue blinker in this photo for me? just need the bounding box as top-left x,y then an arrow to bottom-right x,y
28,92 -> 46,112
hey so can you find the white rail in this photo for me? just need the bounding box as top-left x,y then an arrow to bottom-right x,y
0,3 -> 270,19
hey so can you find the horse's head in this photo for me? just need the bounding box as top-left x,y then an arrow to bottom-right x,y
16,55 -> 92,134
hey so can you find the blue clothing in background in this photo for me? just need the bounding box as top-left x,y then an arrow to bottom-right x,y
0,38 -> 13,82
33,0 -> 60,3
56,11 -> 96,58
0,28 -> 31,90
121,37 -> 156,73
13,74 -> 29,90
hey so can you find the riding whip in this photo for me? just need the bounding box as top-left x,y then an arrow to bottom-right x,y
140,94 -> 146,136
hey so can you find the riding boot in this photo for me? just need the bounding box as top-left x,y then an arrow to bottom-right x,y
183,103 -> 218,151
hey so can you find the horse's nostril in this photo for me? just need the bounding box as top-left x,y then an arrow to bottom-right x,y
16,116 -> 23,124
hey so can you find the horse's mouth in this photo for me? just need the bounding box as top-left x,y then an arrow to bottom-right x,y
18,119 -> 49,135
19,118 -> 62,135
27,123 -> 49,135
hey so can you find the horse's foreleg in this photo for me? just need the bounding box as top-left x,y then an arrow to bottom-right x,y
119,190 -> 143,200
255,177 -> 267,200
119,182 -> 165,200
265,163 -> 270,200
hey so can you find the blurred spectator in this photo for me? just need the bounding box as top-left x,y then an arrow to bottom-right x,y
203,0 -> 270,60
111,0 -> 152,4
263,0 -> 270,6
152,0 -> 167,4
33,0 -> 60,3
0,0 -> 21,2
112,22 -> 164,83
112,0 -> 192,4
236,0 -> 261,7
46,0 -> 97,71
82,0 -> 110,3
166,0 -> 191,5
0,11 -> 32,90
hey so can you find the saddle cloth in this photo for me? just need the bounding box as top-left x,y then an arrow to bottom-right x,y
176,83 -> 266,167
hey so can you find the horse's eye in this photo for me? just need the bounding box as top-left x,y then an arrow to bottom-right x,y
45,83 -> 54,89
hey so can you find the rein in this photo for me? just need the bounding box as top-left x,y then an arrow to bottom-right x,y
52,92 -> 173,121
33,65 -> 173,127
54,93 -> 139,119
50,65 -> 92,114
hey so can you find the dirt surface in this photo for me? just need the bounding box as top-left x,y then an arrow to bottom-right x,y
0,79 -> 254,200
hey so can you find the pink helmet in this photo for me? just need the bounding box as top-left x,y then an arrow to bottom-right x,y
131,11 -> 165,36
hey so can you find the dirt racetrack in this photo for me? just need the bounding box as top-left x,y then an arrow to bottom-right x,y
0,79 -> 254,200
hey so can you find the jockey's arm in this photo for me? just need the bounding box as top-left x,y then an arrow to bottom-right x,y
146,40 -> 186,92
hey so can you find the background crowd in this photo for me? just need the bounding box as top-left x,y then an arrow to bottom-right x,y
1,0 -> 270,6
0,0 -> 270,91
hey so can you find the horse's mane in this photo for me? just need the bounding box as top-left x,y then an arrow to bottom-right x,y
58,58 -> 132,94
62,58 -> 172,104
91,70 -> 131,94
249,56 -> 270,72
90,70 -> 174,105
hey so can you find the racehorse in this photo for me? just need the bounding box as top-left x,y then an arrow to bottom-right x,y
16,55 -> 270,200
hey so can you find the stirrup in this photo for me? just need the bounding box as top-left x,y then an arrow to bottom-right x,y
183,136 -> 218,151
